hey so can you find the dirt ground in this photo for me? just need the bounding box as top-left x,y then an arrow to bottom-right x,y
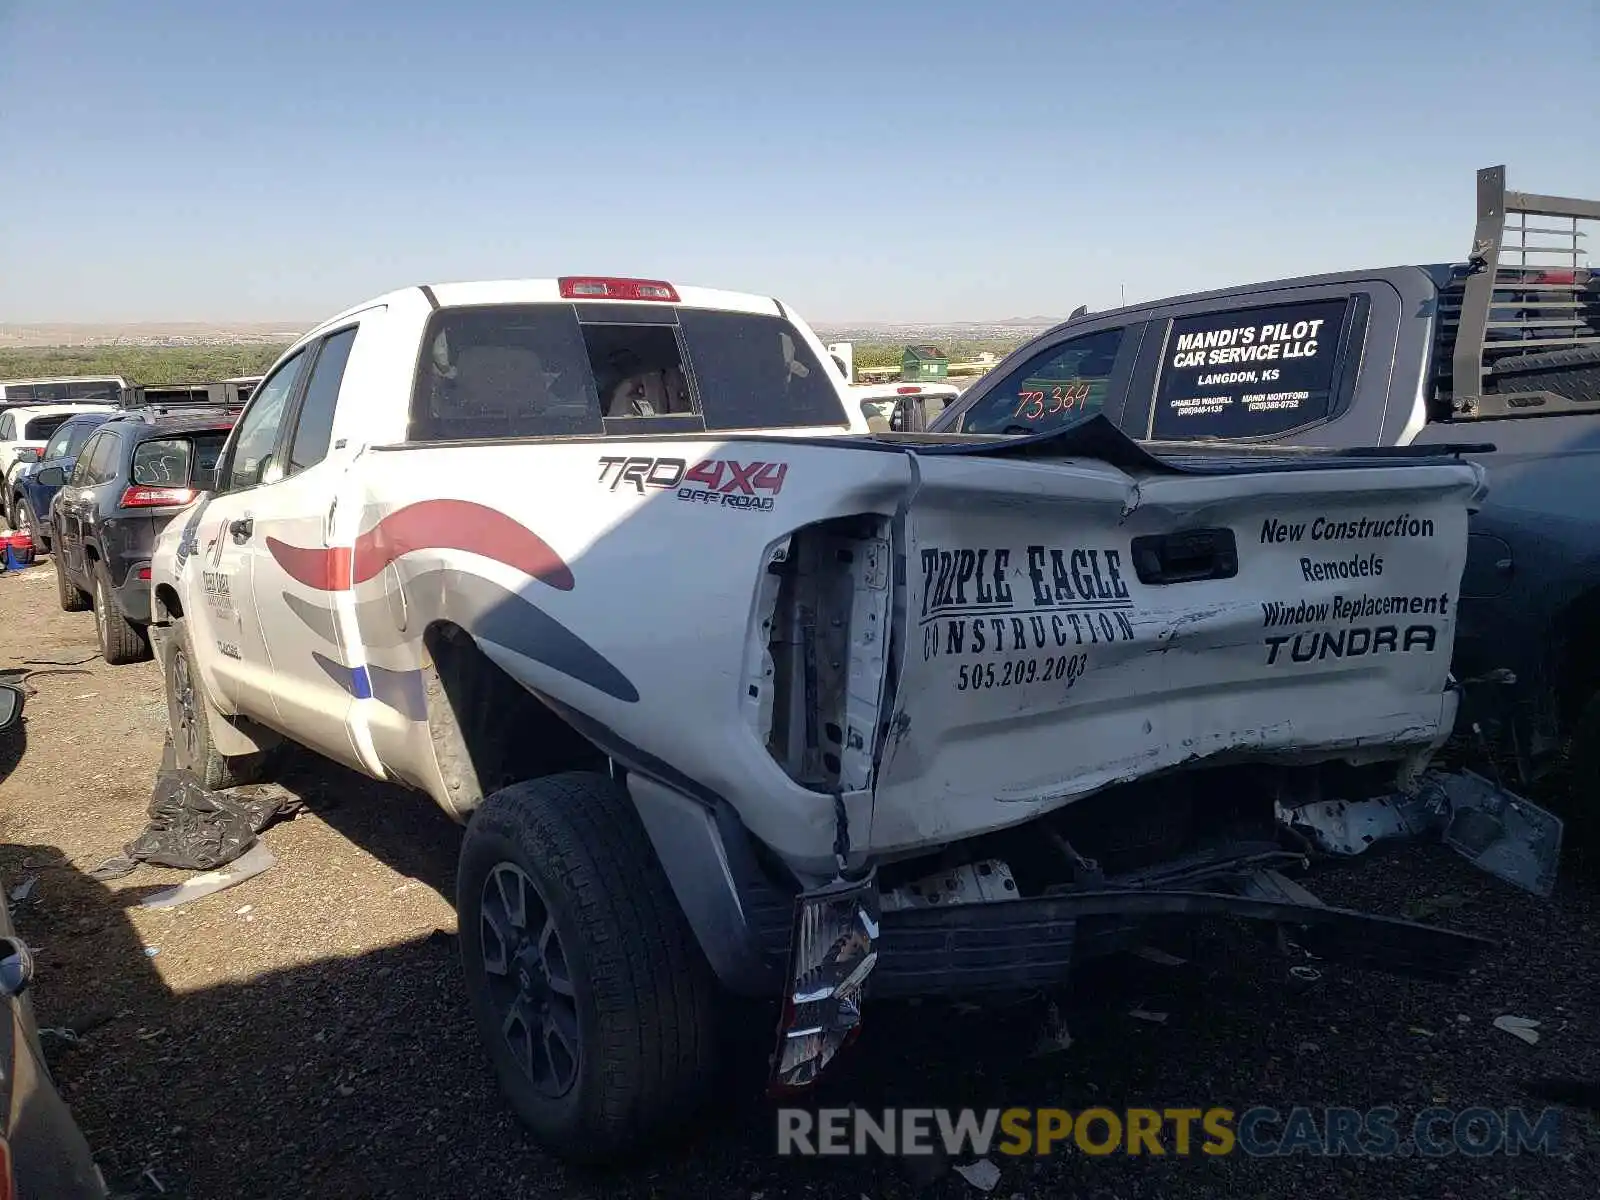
1,559 -> 1598,1200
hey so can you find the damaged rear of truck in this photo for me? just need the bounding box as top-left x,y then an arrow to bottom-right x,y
147,284 -> 1562,1163
712,426 -> 1562,1096
309,420 -> 1554,1161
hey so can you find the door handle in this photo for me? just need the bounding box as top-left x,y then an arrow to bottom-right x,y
229,517 -> 254,544
1130,527 -> 1239,585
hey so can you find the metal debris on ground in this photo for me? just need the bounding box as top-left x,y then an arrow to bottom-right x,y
1030,1001 -> 1074,1057
952,1158 -> 1002,1192
1494,1015 -> 1541,1045
7,875 -> 37,903
139,843 -> 277,910
1279,770 -> 1563,897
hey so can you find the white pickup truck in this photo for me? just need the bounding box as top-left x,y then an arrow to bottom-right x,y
148,275 -> 1543,1161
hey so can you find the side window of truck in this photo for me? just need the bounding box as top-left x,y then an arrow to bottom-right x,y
220,349 -> 309,493
1148,297 -> 1355,440
285,326 -> 358,475
956,328 -> 1126,435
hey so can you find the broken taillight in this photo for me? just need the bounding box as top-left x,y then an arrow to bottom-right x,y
558,276 -> 680,302
768,872 -> 880,1093
119,485 -> 197,509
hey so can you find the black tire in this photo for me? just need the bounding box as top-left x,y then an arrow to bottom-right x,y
93,564 -> 151,665
53,553 -> 91,612
161,617 -> 268,789
16,497 -> 47,553
457,772 -> 720,1163
1490,343 -> 1600,406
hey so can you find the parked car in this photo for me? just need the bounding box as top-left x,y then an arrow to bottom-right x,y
847,380 -> 959,431
0,683 -> 110,1198
41,409 -> 235,664
0,405 -> 118,526
147,274 -> 1546,1162
9,413 -> 117,549
918,164 -> 1600,843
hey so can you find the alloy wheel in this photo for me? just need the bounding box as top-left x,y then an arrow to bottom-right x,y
170,647 -> 202,766
479,861 -> 581,1098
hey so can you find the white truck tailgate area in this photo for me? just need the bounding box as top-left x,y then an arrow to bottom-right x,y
869,453 -> 1485,854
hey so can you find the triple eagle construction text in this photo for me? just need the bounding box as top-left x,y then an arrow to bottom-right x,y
919,544 -> 1136,663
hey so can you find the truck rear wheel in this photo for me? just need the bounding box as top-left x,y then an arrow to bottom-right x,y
161,617 -> 268,789
457,772 -> 720,1162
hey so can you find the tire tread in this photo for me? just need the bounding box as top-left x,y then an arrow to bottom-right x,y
461,772 -> 719,1161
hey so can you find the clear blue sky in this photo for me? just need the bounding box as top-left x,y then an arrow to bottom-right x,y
2,0 -> 1595,325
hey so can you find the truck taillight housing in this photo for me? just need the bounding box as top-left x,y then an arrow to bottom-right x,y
558,276 -> 680,302
120,485 -> 197,509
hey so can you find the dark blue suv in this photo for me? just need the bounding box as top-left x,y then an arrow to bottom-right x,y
10,412 -> 115,550
42,409 -> 237,664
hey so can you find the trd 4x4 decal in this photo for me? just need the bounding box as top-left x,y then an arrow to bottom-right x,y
596,455 -> 788,511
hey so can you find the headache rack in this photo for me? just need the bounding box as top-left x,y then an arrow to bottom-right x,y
1434,165 -> 1600,420
121,379 -> 255,415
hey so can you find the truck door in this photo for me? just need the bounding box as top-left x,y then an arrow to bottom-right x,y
1113,276 -> 1420,450
241,315 -> 380,774
186,348 -> 311,720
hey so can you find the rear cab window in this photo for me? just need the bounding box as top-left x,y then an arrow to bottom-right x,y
21,414 -> 74,442
1149,297 -> 1357,440
408,302 -> 848,441
131,434 -> 229,487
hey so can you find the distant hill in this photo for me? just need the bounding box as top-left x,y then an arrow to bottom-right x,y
0,321 -> 309,349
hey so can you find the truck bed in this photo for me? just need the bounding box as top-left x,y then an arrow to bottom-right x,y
346,414 -> 1485,868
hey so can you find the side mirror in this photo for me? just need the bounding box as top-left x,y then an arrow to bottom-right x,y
33,466 -> 65,487
0,684 -> 23,732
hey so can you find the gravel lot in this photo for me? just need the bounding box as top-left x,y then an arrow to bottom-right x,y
1,560 -> 1597,1199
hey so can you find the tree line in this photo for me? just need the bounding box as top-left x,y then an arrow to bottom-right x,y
0,345 -> 292,387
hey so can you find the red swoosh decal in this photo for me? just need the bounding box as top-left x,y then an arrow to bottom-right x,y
266,499 -> 574,592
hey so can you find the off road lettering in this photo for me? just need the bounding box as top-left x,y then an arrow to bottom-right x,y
1264,624 -> 1438,665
